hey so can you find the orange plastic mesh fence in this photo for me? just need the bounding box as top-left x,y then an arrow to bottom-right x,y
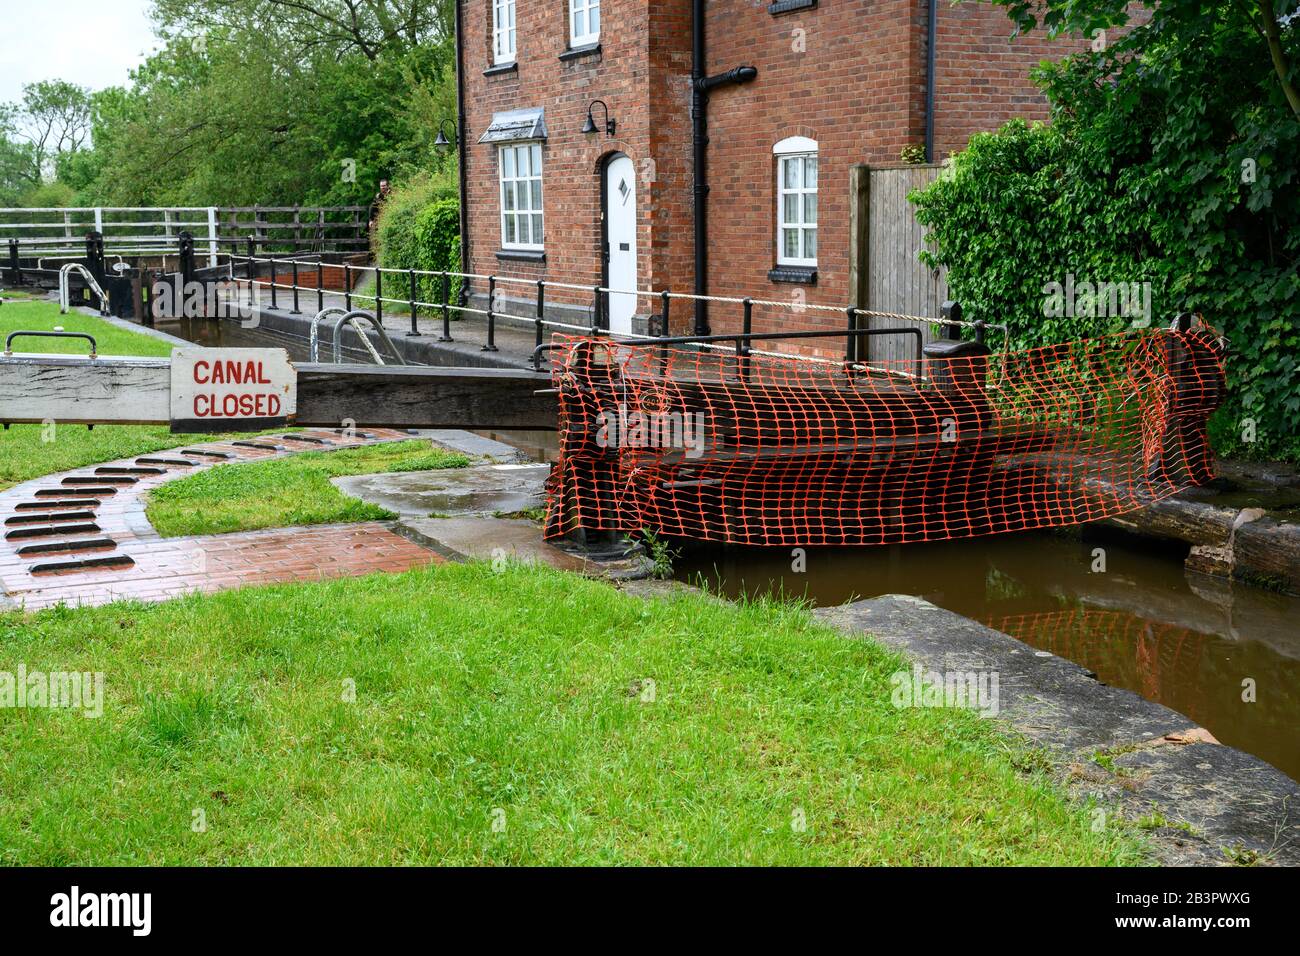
544,323 -> 1225,546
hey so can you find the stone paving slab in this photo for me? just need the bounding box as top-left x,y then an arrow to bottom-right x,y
816,594 -> 1300,865
0,427 -> 438,610
332,462 -> 551,517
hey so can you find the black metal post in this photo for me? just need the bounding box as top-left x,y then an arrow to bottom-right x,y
290,259 -> 301,313
85,231 -> 106,287
176,231 -> 193,289
269,256 -> 278,310
740,297 -> 753,381
534,280 -> 546,369
374,268 -> 383,326
940,300 -> 963,340
483,275 -> 498,351
846,306 -> 858,363
316,260 -> 324,312
439,271 -> 452,342
344,263 -> 351,311
408,269 -> 420,335
659,290 -> 670,336
7,239 -> 19,285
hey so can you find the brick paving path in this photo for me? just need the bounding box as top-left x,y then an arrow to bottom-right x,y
0,429 -> 441,610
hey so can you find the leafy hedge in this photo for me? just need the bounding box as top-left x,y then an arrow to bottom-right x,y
912,20 -> 1299,464
373,171 -> 462,308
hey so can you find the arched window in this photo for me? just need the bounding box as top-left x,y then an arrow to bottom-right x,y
774,136 -> 818,267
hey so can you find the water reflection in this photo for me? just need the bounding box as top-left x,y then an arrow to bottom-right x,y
676,532 -> 1300,781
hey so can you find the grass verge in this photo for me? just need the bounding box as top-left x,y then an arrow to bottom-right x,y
146,440 -> 469,536
0,301 -> 278,490
0,561 -> 1149,865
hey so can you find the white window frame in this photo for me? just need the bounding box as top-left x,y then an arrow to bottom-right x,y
493,0 -> 516,65
499,141 -> 544,251
570,0 -> 600,47
774,136 -> 818,268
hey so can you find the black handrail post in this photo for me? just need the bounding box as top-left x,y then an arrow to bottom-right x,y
846,306 -> 858,364
740,297 -> 753,381
483,275 -> 499,351
534,280 -> 546,370
439,271 -> 452,341
407,269 -> 420,336
344,263 -> 352,311
374,268 -> 383,326
290,259 -> 301,314
659,290 -> 670,336
269,256 -> 278,310
657,291 -> 672,375
940,300 -> 962,340
7,238 -> 19,285
316,259 -> 324,312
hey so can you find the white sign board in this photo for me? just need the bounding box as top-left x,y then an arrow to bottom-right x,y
169,348 -> 296,433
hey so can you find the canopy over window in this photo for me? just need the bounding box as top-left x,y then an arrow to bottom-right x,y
478,108 -> 547,145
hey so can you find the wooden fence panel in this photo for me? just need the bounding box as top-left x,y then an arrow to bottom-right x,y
857,164 -> 947,363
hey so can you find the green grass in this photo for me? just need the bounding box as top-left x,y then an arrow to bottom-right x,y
0,561 -> 1150,865
0,300 -> 286,491
146,440 -> 469,536
0,298 -> 176,357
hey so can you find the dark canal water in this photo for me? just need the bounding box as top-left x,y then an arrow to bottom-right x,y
144,317 -> 1300,781
676,530 -> 1300,781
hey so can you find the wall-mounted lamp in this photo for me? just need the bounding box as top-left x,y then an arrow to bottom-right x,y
433,118 -> 459,148
581,100 -> 616,137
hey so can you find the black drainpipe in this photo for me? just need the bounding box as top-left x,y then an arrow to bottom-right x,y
925,0 -> 937,163
454,0 -> 471,305
692,0 -> 757,335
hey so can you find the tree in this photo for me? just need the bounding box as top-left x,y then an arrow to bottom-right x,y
915,5 -> 1300,461
77,1 -> 456,206
0,105 -> 34,204
7,80 -> 92,185
151,0 -> 451,61
997,0 -> 1300,120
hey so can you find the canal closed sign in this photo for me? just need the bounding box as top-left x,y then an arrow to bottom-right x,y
169,348 -> 297,432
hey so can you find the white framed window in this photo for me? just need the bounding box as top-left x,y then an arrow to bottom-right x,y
570,0 -> 600,46
499,142 -> 544,250
774,136 -> 818,267
493,0 -> 516,64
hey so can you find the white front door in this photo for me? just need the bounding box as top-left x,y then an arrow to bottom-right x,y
605,155 -> 638,334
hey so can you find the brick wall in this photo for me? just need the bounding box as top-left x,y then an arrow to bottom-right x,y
932,2 -> 1087,160
700,0 -> 1088,342
457,0 -> 1087,335
461,0 -> 690,319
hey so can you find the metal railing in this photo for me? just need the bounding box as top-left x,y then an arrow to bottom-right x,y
0,205 -> 369,261
227,254 -> 1004,372
58,263 -> 109,316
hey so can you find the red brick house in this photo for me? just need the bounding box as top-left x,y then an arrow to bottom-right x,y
453,0 -> 1084,336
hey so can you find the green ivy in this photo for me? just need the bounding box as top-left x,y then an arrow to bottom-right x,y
912,13 -> 1299,463
373,171 -> 462,308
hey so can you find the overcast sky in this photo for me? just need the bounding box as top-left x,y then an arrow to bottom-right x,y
0,0 -> 159,104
